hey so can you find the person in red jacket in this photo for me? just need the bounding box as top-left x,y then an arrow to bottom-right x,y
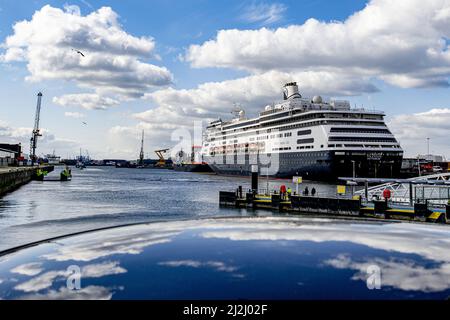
280,185 -> 287,199
383,189 -> 391,201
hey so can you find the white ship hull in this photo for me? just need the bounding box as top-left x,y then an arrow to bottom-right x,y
201,82 -> 403,180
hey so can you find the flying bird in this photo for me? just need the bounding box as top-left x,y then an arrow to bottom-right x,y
72,49 -> 85,57
82,121 -> 88,125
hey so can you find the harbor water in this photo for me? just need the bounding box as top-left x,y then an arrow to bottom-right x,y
0,167 -> 336,252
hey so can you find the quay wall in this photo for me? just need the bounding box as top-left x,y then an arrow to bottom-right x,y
0,166 -> 54,196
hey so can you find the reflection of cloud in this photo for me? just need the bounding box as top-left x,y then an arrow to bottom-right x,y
8,217 -> 450,296
82,261 -> 126,278
325,254 -> 450,293
196,218 -> 450,293
35,217 -> 450,272
15,270 -> 66,293
159,260 -> 238,273
11,263 -> 43,276
43,224 -> 184,262
160,260 -> 202,268
19,286 -> 113,300
14,261 -> 126,293
198,218 -> 450,264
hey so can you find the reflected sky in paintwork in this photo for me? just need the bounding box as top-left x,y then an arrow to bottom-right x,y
0,217 -> 450,299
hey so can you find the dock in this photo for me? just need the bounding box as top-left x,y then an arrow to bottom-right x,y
219,191 -> 449,223
219,166 -> 450,224
0,166 -> 54,196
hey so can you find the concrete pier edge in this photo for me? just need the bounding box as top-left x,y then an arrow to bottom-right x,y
0,166 -> 54,197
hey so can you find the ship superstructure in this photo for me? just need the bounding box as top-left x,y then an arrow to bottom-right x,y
201,82 -> 403,179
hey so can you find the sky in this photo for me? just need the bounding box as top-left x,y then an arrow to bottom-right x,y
0,0 -> 449,160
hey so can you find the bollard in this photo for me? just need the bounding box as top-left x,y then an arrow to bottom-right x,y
414,202 -> 429,218
374,200 -> 388,215
251,165 -> 258,193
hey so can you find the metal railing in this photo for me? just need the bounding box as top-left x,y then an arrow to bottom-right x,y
354,173 -> 450,206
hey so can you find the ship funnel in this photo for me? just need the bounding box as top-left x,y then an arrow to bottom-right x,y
283,82 -> 301,100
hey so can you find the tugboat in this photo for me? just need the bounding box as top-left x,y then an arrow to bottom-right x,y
173,146 -> 213,173
60,166 -> 72,181
34,168 -> 48,181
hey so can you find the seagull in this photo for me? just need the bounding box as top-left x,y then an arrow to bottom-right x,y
72,49 -> 85,57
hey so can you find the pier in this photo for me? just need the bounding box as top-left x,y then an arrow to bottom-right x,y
219,167 -> 450,224
219,190 -> 450,224
0,166 -> 54,197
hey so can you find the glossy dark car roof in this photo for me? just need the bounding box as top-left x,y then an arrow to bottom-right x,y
0,216 -> 449,300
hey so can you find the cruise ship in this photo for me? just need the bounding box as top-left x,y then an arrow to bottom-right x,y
201,82 -> 403,180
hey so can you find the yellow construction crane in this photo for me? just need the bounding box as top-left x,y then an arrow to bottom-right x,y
155,148 -> 169,167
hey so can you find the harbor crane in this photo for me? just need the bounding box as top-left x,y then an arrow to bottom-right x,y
155,148 -> 169,167
139,130 -> 145,165
30,92 -> 43,166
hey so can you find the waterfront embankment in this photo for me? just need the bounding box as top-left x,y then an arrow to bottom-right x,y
0,166 -> 54,196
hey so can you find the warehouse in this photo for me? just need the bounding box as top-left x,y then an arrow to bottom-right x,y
0,148 -> 16,166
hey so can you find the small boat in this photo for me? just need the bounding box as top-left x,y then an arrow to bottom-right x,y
60,167 -> 72,181
34,168 -> 48,181
75,161 -> 86,169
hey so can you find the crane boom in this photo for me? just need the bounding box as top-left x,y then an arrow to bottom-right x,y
155,148 -> 169,167
30,92 -> 43,166
139,130 -> 144,165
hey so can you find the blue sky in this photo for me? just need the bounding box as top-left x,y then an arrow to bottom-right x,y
0,0 -> 449,159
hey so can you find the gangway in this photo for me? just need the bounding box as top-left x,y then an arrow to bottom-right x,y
345,173 -> 450,206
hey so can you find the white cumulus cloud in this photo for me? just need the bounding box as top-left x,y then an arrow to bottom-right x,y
1,5 -> 173,108
389,108 -> 450,158
118,0 -> 450,158
0,120 -> 79,156
186,0 -> 450,88
144,70 -> 377,118
64,112 -> 85,119
54,94 -> 119,110
111,70 -> 377,155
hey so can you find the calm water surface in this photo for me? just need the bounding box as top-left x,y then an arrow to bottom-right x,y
0,166 -> 335,251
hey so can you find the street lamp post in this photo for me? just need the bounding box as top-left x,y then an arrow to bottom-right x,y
351,160 -> 356,178
417,157 -> 421,177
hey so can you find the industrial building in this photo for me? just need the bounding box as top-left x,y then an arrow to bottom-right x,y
0,148 -> 15,166
0,144 -> 22,166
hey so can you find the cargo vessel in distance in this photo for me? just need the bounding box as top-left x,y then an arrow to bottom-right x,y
173,146 -> 213,173
201,82 -> 403,180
